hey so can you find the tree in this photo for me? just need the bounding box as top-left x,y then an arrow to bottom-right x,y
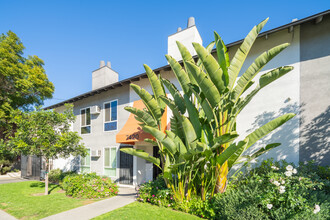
9,104 -> 86,195
121,18 -> 295,201
0,31 -> 54,141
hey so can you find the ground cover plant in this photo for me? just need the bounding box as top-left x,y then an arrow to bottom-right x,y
121,17 -> 295,202
62,172 -> 118,199
93,202 -> 201,220
0,181 -> 97,220
136,160 -> 330,219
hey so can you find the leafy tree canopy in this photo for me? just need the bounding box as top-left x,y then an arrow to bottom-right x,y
0,31 -> 54,139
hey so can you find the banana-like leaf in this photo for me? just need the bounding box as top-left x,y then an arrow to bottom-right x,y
214,31 -> 229,79
144,64 -> 166,109
130,84 -> 163,120
217,139 -> 248,166
245,113 -> 295,150
232,43 -> 289,101
120,148 -> 160,168
124,106 -> 158,128
196,41 -> 215,67
143,125 -> 177,155
176,41 -> 198,85
144,138 -> 158,145
183,95 -> 201,139
161,78 -> 186,114
193,42 -> 227,94
189,84 -> 215,123
165,54 -> 191,95
237,66 -> 294,115
170,116 -> 184,141
214,132 -> 239,146
228,18 -> 268,89
235,143 -> 281,165
166,130 -> 187,155
160,96 -> 197,148
185,61 -> 221,108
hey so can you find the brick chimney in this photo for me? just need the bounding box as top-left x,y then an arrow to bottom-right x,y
92,60 -> 118,90
168,17 -> 203,61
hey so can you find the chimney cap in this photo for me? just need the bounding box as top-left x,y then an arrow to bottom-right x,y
177,27 -> 182,32
187,17 -> 195,28
107,61 -> 111,68
100,60 -> 105,68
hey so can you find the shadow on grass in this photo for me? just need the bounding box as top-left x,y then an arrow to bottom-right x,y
30,182 -> 60,194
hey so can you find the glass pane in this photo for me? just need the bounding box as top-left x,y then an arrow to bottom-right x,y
81,109 -> 86,126
111,101 -> 117,121
105,103 -> 110,122
81,167 -> 90,173
81,126 -> 91,134
81,156 -> 85,166
104,148 -> 110,167
86,108 -> 91,125
104,168 -> 116,177
104,122 -> 117,131
86,149 -> 90,166
110,148 -> 116,168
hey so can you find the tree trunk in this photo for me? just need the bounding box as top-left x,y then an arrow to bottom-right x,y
45,159 -> 49,195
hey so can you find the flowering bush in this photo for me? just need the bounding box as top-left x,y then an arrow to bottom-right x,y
61,173 -> 118,199
137,160 -> 329,219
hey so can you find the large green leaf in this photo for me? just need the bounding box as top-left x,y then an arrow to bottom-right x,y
144,64 -> 166,109
196,41 -> 215,67
236,66 -> 294,115
166,130 -> 187,155
245,113 -> 295,150
120,148 -> 160,168
217,139 -> 248,166
124,106 -> 158,128
161,78 -> 186,114
185,61 -> 221,108
232,43 -> 289,101
214,31 -> 229,80
228,18 -> 268,89
143,125 -> 177,155
183,95 -> 201,139
176,41 -> 198,85
130,84 -> 162,120
193,42 -> 227,94
165,55 -> 191,95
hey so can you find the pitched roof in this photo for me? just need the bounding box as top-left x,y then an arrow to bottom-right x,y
45,9 -> 330,110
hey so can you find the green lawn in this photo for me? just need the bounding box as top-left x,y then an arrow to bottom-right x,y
93,202 -> 201,220
0,181 -> 96,219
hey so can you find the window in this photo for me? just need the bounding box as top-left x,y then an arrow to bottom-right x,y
81,107 -> 91,134
104,100 -> 118,131
81,148 -> 91,173
104,147 -> 117,177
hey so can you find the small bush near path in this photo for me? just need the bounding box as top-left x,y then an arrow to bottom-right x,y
137,160 -> 329,219
62,172 -> 118,199
48,168 -> 76,183
0,181 -> 97,219
93,202 -> 201,220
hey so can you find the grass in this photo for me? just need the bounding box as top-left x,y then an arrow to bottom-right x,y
93,202 -> 201,220
0,181 -> 97,219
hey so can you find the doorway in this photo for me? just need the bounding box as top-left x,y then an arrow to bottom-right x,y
119,146 -> 133,185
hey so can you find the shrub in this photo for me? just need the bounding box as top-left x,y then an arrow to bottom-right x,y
62,173 -> 118,199
0,159 -> 13,175
48,168 -> 77,183
136,160 -> 330,219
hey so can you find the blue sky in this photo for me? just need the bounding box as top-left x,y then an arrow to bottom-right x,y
0,0 -> 329,107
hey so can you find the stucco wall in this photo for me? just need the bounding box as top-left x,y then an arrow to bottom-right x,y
299,15 -> 330,166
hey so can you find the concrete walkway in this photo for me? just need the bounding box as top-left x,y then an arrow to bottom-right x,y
0,172 -> 28,184
41,187 -> 136,220
0,210 -> 17,220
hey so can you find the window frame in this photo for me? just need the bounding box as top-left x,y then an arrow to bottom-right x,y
80,148 -> 91,173
103,99 -> 118,132
80,107 -> 92,135
103,147 -> 117,177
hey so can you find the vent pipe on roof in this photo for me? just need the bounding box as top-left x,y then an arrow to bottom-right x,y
177,27 -> 182,32
100,60 -> 105,68
107,61 -> 111,68
187,17 -> 195,27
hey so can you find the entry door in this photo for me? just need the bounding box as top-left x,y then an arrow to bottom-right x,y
153,146 -> 162,179
119,146 -> 133,185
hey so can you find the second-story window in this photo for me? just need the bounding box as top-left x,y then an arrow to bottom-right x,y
104,100 -> 117,131
81,107 -> 91,134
